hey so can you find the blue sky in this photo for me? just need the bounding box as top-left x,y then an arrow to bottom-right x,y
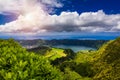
0,0 -> 120,40
55,0 -> 120,14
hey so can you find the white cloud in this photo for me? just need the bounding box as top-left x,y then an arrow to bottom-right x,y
0,0 -> 120,35
0,0 -> 62,14
46,10 -> 120,32
40,0 -> 63,7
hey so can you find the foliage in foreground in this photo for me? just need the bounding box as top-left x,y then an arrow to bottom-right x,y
0,39 -> 63,80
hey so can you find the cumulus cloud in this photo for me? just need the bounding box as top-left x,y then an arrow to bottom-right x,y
43,11 -> 120,32
0,0 -> 120,35
0,0 -> 62,14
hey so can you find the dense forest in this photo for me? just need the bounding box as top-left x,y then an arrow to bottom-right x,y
0,38 -> 120,80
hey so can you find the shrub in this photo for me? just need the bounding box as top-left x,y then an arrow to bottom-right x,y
0,39 -> 63,80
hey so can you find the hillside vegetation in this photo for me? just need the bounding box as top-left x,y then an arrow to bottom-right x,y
93,37 -> 120,80
0,39 -> 63,80
0,37 -> 120,80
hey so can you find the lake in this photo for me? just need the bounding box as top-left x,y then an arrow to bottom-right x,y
53,45 -> 96,52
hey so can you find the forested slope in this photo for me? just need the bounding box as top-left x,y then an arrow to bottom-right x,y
93,37 -> 120,80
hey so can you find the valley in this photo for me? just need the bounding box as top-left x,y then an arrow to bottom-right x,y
0,38 -> 120,80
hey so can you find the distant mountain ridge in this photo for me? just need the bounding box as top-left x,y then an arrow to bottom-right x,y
17,39 -> 108,49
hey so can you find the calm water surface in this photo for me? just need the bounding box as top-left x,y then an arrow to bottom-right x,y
53,45 -> 96,52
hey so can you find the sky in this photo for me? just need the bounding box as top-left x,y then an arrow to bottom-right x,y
0,0 -> 120,40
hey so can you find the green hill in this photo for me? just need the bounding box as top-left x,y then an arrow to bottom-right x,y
28,46 -> 69,61
55,37 -> 120,80
0,39 -> 63,80
93,37 -> 120,80
45,48 -> 67,60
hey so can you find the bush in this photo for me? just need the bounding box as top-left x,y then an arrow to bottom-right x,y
0,39 -> 63,80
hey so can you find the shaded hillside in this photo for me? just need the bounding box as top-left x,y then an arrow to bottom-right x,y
93,37 -> 120,80
27,46 -> 51,55
99,37 -> 120,63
